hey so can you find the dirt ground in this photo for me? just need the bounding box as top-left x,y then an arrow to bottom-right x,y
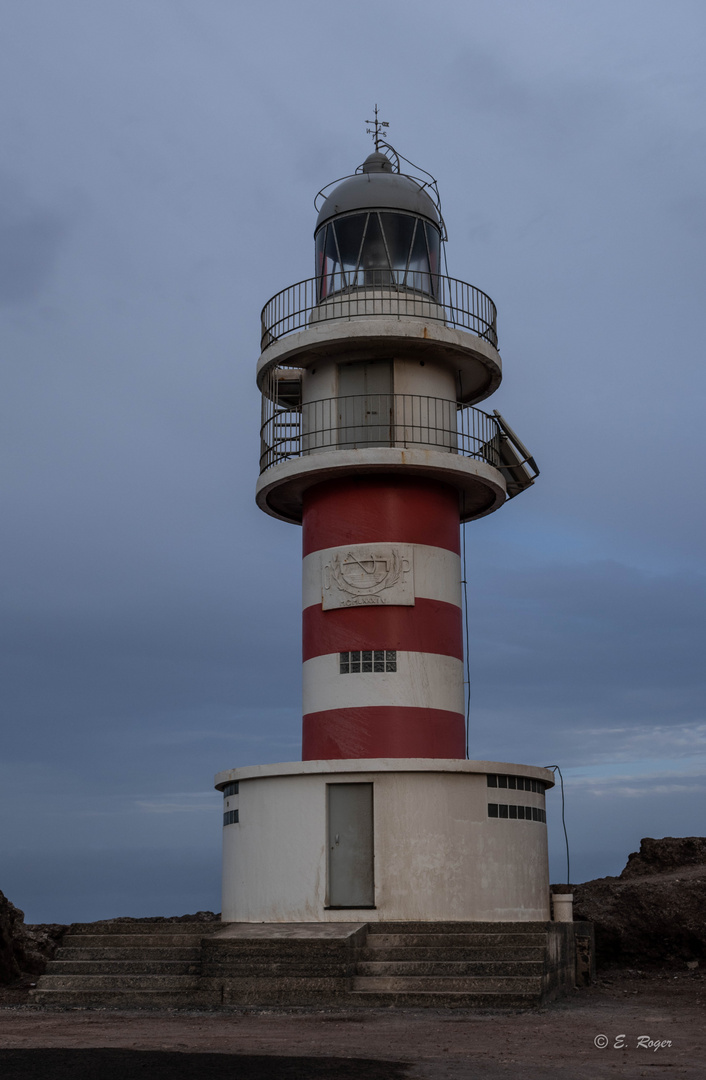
0,969 -> 704,1079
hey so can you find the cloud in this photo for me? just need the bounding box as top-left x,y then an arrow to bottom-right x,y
0,175 -> 72,303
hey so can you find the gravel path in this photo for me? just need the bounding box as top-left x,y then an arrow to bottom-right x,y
0,970 -> 703,1078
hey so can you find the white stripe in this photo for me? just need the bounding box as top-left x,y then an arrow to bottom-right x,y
302,544 -> 461,611
303,652 -> 464,715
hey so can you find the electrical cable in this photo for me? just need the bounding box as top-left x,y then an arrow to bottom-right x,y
544,764 -> 571,884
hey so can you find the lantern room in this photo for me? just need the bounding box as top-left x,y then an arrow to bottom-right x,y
315,151 -> 442,298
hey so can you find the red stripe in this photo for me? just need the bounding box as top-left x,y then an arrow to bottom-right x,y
302,598 -> 462,661
302,707 -> 465,760
302,477 -> 460,556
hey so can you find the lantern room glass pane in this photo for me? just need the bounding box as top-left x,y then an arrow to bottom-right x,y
360,213 -> 393,287
404,219 -> 431,293
426,222 -> 440,277
379,212 -> 415,283
334,214 -> 366,281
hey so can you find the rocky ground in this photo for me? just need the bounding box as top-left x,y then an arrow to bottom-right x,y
1,837 -> 704,1078
571,836 -> 706,969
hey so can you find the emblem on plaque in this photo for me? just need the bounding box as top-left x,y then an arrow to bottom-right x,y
322,544 -> 414,609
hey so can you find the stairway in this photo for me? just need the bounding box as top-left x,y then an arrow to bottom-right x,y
350,922 -> 562,1007
30,921 -> 220,1008
30,919 -> 588,1009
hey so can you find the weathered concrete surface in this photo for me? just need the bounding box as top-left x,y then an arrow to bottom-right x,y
28,920 -> 592,1010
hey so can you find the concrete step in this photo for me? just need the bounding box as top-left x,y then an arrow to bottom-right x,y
348,989 -> 541,1008
45,961 -> 201,976
67,922 -> 219,936
33,974 -> 202,991
365,921 -> 549,934
59,933 -> 206,948
356,960 -> 545,978
364,932 -> 546,949
352,975 -> 543,993
359,945 -> 545,962
29,988 -> 218,1009
57,946 -> 202,961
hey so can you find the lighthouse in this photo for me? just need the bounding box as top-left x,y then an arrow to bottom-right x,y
216,124 -> 553,923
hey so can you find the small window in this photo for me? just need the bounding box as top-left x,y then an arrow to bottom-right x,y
488,803 -> 499,817
517,806 -> 525,819
223,809 -> 239,826
508,776 -> 516,790
340,650 -> 397,673
223,782 -> 239,797
499,805 -> 509,819
487,774 -> 498,788
498,775 -> 507,789
509,805 -> 517,819
525,805 -> 532,819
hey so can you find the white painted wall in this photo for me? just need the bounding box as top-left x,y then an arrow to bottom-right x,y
393,356 -> 457,400
302,652 -> 464,715
219,760 -> 552,923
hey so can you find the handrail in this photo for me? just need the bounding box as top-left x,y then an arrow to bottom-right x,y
259,393 -> 501,474
260,273 -> 498,351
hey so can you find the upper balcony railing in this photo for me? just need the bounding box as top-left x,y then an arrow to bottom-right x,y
259,393 -> 502,474
260,273 -> 498,352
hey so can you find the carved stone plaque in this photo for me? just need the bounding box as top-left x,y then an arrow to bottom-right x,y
322,544 -> 414,610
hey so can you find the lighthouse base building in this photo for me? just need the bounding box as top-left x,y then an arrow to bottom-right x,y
217,759 -> 553,923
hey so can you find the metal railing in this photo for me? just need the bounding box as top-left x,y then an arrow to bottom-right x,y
259,393 -> 501,473
260,272 -> 498,351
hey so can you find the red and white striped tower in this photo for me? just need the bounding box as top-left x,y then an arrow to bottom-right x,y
217,136 -> 550,925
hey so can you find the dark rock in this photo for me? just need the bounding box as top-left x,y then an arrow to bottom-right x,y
0,889 -> 68,981
567,837 -> 706,969
107,911 -> 221,923
18,924 -> 68,975
0,891 -> 23,984
620,837 -> 706,878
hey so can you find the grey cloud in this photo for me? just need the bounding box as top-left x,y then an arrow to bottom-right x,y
0,176 -> 71,303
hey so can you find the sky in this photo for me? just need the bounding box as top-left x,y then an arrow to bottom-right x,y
1,0 -> 705,923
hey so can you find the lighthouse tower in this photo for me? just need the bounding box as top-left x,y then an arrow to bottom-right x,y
216,128 -> 552,923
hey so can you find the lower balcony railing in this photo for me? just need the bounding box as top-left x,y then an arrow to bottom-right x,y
259,393 -> 502,474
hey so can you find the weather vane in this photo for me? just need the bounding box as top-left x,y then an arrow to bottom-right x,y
365,104 -> 389,150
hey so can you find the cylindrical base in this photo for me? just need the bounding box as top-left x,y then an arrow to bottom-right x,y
218,759 -> 553,923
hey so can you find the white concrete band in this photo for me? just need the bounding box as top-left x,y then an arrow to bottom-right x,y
255,314 -> 503,405
302,651 -> 464,716
302,543 -> 462,611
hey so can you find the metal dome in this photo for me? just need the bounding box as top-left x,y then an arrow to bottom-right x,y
315,152 -> 441,231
